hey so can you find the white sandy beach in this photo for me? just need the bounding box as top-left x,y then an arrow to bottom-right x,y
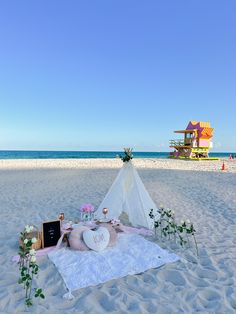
1,158 -> 236,313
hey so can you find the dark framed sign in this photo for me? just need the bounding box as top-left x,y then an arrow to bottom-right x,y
42,220 -> 61,248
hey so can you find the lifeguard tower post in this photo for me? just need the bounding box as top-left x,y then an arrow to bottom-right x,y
169,121 -> 218,160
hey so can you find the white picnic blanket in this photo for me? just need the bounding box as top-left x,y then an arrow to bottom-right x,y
48,233 -> 179,298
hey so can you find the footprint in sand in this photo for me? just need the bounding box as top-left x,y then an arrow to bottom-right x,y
187,275 -> 209,288
199,289 -> 221,302
226,286 -> 236,310
196,268 -> 218,281
159,269 -> 186,286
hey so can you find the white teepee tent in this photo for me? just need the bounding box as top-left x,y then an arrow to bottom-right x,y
96,161 -> 159,229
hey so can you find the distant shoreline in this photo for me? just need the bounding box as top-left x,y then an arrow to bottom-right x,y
0,150 -> 234,160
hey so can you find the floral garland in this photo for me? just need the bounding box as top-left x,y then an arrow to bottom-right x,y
149,207 -> 198,255
18,225 -> 45,307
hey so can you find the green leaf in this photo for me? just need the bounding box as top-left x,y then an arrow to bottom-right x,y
25,274 -> 31,280
25,298 -> 33,307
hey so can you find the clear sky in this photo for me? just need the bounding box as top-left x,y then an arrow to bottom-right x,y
0,1 -> 235,152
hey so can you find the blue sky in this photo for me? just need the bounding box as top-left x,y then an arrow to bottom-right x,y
0,1 -> 235,152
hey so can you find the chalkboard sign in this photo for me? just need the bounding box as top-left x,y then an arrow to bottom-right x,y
42,220 -> 61,248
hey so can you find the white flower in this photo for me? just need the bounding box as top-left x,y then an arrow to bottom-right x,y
25,225 -> 30,233
29,249 -> 36,256
171,210 -> 175,215
24,239 -> 28,244
31,237 -> 37,244
25,225 -> 34,233
186,219 -> 191,224
31,256 -> 36,263
180,220 -> 185,225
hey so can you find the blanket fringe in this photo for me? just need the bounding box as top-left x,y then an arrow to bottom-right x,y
63,291 -> 74,300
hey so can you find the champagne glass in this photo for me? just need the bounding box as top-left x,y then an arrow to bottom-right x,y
102,207 -> 109,220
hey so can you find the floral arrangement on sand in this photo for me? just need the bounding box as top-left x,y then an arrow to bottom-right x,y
119,148 -> 133,162
18,225 -> 45,307
149,206 -> 198,255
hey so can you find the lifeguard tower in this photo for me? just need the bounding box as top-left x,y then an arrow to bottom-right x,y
169,121 -> 217,160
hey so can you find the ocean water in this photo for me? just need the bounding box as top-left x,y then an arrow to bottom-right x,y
0,150 -> 234,159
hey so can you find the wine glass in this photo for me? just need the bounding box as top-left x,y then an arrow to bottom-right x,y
102,207 -> 109,220
58,212 -> 65,221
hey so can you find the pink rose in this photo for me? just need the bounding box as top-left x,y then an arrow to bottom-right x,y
80,204 -> 95,213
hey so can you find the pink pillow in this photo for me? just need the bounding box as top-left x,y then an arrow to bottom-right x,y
99,223 -> 117,247
69,226 -> 90,251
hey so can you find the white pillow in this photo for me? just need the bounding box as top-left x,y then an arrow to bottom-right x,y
83,227 -> 110,252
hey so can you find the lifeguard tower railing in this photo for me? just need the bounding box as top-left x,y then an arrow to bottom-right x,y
169,139 -> 185,147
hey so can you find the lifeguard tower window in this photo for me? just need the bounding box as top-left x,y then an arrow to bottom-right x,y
185,132 -> 193,146
186,133 -> 193,138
